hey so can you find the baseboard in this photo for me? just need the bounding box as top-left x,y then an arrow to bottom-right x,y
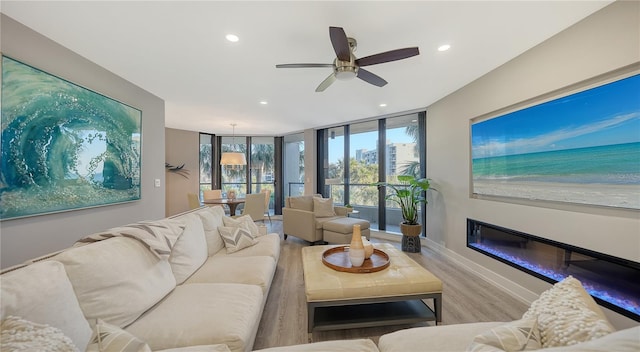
370,230 -> 537,306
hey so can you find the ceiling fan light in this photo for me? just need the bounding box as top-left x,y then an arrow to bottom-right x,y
335,66 -> 357,80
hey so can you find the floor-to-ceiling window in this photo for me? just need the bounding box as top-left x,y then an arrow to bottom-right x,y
318,111 -> 425,234
284,133 -> 304,197
250,136 -> 274,215
348,120 -> 379,227
327,126 -> 345,204
384,114 -> 421,233
199,133 -> 213,197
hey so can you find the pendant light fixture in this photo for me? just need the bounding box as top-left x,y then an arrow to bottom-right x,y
220,123 -> 247,167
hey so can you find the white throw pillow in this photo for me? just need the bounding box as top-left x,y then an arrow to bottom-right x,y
467,317 -> 541,352
313,197 -> 336,217
0,261 -> 93,349
0,316 -> 80,352
86,319 -> 151,352
168,213 -> 208,284
197,207 -> 226,255
522,276 -> 615,348
223,215 -> 260,237
218,226 -> 258,253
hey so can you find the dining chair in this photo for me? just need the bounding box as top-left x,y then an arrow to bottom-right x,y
238,193 -> 266,222
260,188 -> 272,224
187,193 -> 201,210
203,189 -> 222,200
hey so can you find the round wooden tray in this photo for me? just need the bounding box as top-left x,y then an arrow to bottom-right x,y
322,246 -> 390,273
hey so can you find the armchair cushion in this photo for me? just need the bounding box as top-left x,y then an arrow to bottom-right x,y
288,196 -> 314,211
313,197 -> 336,217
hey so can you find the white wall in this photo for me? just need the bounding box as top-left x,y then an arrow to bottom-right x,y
425,1 -> 639,328
0,15 -> 166,268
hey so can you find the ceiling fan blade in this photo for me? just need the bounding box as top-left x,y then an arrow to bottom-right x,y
355,47 -> 420,67
329,26 -> 351,61
276,63 -> 334,68
357,68 -> 387,87
315,73 -> 337,92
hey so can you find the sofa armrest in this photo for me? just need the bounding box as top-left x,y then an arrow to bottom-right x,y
333,206 -> 348,216
283,207 -> 317,242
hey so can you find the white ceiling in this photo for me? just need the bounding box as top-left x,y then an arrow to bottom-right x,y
1,1 -> 611,136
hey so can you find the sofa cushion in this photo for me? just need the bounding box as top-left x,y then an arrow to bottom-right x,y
540,326 -> 640,352
0,261 -> 93,350
522,276 -> 614,348
125,283 -> 264,352
378,322 -> 504,352
253,338 -> 379,352
53,237 -> 176,328
216,233 -> 280,261
169,213 -> 208,284
196,206 -> 226,256
288,196 -> 314,211
223,214 -> 260,237
313,197 -> 335,217
87,319 -> 151,352
467,317 -> 541,352
218,226 -> 259,253
0,315 -> 80,352
184,255 -> 276,293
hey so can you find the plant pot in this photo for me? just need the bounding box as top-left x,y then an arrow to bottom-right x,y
400,223 -> 421,237
400,223 -> 421,253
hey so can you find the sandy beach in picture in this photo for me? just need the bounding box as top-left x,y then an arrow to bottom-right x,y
473,180 -> 640,209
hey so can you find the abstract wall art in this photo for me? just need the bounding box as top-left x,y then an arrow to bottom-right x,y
1,56 -> 142,220
471,70 -> 640,210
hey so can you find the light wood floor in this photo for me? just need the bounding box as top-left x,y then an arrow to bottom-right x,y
252,220 -> 528,349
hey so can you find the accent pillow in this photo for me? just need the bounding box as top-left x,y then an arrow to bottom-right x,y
313,197 -> 336,217
0,261 -> 93,349
522,276 -> 615,348
288,195 -> 314,211
168,213 -> 208,284
197,206 -> 226,255
223,215 -> 260,238
86,319 -> 151,352
218,226 -> 258,253
467,317 -> 541,352
0,316 -> 80,352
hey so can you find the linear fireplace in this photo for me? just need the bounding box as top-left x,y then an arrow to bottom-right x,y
467,218 -> 640,321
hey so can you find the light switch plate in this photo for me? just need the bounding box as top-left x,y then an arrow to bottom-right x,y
154,179 -> 161,187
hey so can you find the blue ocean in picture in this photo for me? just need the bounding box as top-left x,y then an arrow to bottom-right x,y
471,73 -> 640,209
473,142 -> 640,185
0,56 -> 141,220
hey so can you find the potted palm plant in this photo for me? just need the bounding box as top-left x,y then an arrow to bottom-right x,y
375,175 -> 432,252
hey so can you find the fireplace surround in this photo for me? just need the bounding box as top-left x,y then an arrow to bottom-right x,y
467,218 -> 640,321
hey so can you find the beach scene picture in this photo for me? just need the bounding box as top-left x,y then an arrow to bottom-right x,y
1,56 -> 141,220
472,73 -> 640,210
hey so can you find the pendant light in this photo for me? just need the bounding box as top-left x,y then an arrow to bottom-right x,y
220,123 -> 247,167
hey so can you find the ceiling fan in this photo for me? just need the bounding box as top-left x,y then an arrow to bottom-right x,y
276,26 -> 420,92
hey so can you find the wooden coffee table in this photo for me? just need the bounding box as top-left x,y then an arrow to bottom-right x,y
302,243 -> 442,334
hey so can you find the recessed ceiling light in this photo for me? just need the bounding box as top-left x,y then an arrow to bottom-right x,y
438,44 -> 451,52
379,103 -> 387,107
226,34 -> 239,42
260,101 -> 268,105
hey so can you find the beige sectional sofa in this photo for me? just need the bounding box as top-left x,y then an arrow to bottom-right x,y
1,206 -> 280,352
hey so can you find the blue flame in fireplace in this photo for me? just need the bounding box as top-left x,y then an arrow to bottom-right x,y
470,242 -> 640,317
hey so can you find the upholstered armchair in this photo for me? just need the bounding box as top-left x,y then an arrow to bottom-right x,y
282,195 -> 348,244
